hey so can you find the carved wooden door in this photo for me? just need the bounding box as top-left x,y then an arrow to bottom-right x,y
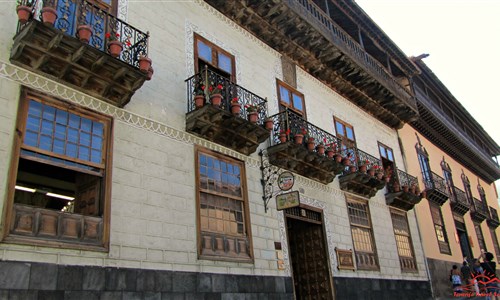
286,208 -> 334,300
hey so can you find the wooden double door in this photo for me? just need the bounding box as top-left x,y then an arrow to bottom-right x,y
285,207 -> 334,300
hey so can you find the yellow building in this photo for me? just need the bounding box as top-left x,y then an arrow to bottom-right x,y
399,58 -> 500,298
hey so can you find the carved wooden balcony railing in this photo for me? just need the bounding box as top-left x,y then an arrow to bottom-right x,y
487,207 -> 500,228
385,168 -> 422,211
204,0 -> 419,128
470,197 -> 488,223
266,109 -> 344,184
338,148 -> 386,198
8,204 -> 103,249
421,171 -> 449,206
450,187 -> 470,216
185,68 -> 270,155
11,0 -> 150,107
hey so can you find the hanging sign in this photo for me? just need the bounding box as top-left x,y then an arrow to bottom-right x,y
278,171 -> 294,191
276,191 -> 300,210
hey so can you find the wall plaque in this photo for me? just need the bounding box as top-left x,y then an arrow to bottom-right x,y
276,191 -> 300,211
335,248 -> 355,271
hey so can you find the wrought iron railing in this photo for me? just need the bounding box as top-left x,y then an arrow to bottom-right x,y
422,171 -> 447,194
340,147 -> 382,173
394,169 -> 419,189
185,68 -> 268,123
452,187 -> 469,208
490,207 -> 499,222
290,0 -> 415,109
267,109 -> 341,152
471,197 -> 488,216
16,0 -> 149,68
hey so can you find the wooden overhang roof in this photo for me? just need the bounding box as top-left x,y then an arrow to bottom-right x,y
204,0 -> 420,129
411,60 -> 500,183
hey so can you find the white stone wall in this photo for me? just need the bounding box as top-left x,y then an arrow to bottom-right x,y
0,0 -> 428,281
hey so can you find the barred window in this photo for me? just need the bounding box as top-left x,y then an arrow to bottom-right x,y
390,209 -> 417,272
474,223 -> 487,252
429,203 -> 451,254
489,227 -> 500,262
197,148 -> 252,262
347,198 -> 378,270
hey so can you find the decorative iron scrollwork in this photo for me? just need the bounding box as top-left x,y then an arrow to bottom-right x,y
259,149 -> 291,213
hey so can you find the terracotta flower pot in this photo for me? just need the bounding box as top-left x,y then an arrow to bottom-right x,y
194,95 -> 205,109
279,133 -> 287,143
210,94 -> 222,107
335,154 -> 343,163
307,140 -> 315,151
16,5 -> 31,24
294,133 -> 304,144
264,119 -> 273,131
41,6 -> 57,26
77,24 -> 92,43
108,40 -> 123,57
138,56 -> 152,73
248,112 -> 258,123
342,157 -> 351,166
402,185 -> 409,193
359,165 -> 367,173
326,149 -> 334,158
231,103 -> 241,115
368,168 -> 376,177
349,165 -> 357,173
146,66 -> 154,80
316,144 -> 325,155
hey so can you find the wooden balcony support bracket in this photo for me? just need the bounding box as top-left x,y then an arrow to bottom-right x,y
185,105 -> 270,156
339,171 -> 386,198
10,21 -> 148,108
385,191 -> 423,212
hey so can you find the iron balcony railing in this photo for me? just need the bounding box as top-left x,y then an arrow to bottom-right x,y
471,197 -> 488,216
185,68 -> 268,123
422,171 -> 448,194
340,147 -> 382,174
17,0 -> 149,68
490,207 -> 499,222
290,0 -> 415,109
386,168 -> 419,193
452,187 -> 470,207
267,109 -> 342,151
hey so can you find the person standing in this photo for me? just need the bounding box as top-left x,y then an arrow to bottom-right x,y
480,251 -> 498,300
451,264 -> 463,293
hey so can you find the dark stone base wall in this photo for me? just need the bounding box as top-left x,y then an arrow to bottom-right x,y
0,261 -> 294,299
334,276 -> 433,300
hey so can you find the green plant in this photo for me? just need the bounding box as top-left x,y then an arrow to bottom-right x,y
194,82 -> 206,96
245,104 -> 259,113
208,84 -> 223,96
231,97 -> 239,104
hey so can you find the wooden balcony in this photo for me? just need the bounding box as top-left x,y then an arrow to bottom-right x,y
266,110 -> 344,184
11,0 -> 150,107
204,0 -> 419,129
487,207 -> 500,228
385,169 -> 422,211
185,69 -> 270,155
422,171 -> 449,206
470,197 -> 488,223
338,148 -> 386,198
450,187 -> 470,216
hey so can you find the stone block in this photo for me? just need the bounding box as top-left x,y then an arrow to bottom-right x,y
29,263 -> 58,290
57,265 -> 83,291
99,291 -> 123,300
197,273 -> 211,292
136,269 -> 156,292
82,266 -> 105,291
0,261 -> 30,289
37,290 -> 65,300
155,271 -> 172,292
64,291 -> 99,300
172,272 -> 196,292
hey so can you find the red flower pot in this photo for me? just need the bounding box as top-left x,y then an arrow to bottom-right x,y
264,119 -> 273,131
279,133 -> 287,143
368,168 -> 376,177
316,144 -> 325,155
77,25 -> 92,43
307,140 -> 315,151
139,56 -> 152,73
326,149 -> 334,158
194,95 -> 205,109
108,40 -> 123,57
146,66 -> 154,80
294,134 -> 304,145
248,112 -> 258,123
231,103 -> 241,115
210,94 -> 222,107
342,157 -> 351,166
17,5 -> 31,24
335,154 -> 343,163
41,6 -> 57,26
359,165 -> 367,173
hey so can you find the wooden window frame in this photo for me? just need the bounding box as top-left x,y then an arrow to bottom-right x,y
346,196 -> 379,271
195,146 -> 253,263
194,33 -> 236,82
390,209 -> 418,272
276,79 -> 306,117
489,227 -> 500,262
474,222 -> 487,252
3,89 -> 113,251
429,203 -> 451,255
334,117 -> 356,149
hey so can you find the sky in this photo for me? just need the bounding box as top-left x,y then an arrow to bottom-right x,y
355,0 -> 500,150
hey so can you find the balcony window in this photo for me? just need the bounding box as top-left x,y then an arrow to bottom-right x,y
194,34 -> 235,81
277,80 -> 305,116
334,117 -> 356,149
474,223 -> 487,252
347,197 -> 379,270
429,203 -> 451,255
6,92 -> 112,249
489,228 -> 500,262
390,209 -> 417,272
196,148 -> 252,262
378,142 -> 395,180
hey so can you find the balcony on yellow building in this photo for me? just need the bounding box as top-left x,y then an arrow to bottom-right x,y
422,171 -> 449,206
470,197 -> 488,223
449,187 -> 470,215
487,206 -> 500,228
385,169 -> 422,211
12,0 -> 151,107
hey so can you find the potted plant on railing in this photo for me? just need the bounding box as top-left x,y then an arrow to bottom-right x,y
293,128 -> 306,145
194,82 -> 206,109
316,142 -> 325,155
279,129 -> 289,143
77,23 -> 93,44
306,134 -> 315,151
106,32 -> 123,58
357,159 -> 369,173
139,55 -> 152,73
41,5 -> 57,26
325,143 -> 335,158
264,118 -> 274,131
231,97 -> 241,115
209,84 -> 223,107
245,104 -> 259,123
16,3 -> 32,24
368,164 -> 380,177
